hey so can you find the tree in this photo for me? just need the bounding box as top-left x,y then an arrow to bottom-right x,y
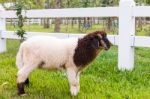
100,0 -> 116,31
54,0 -> 61,32
43,0 -> 50,28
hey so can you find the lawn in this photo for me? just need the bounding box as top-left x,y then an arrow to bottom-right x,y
0,40 -> 150,99
7,23 -> 150,36
6,24 -> 117,35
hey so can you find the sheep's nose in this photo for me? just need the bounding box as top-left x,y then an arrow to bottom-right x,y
104,46 -> 109,50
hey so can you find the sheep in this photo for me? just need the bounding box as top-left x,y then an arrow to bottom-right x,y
16,31 -> 112,96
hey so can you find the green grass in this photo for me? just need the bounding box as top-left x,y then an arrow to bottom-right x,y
136,24 -> 150,36
7,24 -> 150,36
6,24 -> 118,35
0,40 -> 150,99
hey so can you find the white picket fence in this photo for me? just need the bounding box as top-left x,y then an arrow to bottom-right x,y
0,0 -> 150,71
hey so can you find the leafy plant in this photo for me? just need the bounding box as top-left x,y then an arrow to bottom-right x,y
15,3 -> 26,42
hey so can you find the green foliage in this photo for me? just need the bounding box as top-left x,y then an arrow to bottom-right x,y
100,0 -> 119,7
0,0 -> 150,9
15,3 -> 26,41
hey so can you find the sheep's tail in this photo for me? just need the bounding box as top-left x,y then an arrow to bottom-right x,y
16,44 -> 24,70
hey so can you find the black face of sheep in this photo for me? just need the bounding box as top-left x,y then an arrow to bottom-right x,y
84,31 -> 111,50
98,32 -> 111,50
93,32 -> 111,50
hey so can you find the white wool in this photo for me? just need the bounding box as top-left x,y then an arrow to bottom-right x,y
16,36 -> 78,70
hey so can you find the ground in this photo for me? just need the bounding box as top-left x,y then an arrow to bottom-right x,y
0,40 -> 150,99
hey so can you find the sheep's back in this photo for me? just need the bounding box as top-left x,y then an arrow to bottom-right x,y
21,36 -> 78,69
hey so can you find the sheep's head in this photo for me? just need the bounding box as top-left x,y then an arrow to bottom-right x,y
85,31 -> 112,51
74,31 -> 112,67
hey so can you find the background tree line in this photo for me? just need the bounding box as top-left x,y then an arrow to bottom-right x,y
0,0 -> 150,33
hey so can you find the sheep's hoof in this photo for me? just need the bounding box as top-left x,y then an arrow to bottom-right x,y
71,86 -> 78,96
19,93 -> 27,96
18,92 -> 26,96
17,83 -> 26,96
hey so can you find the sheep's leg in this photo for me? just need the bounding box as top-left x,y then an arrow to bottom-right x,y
24,78 -> 29,86
76,72 -> 80,93
67,68 -> 80,96
17,65 -> 36,95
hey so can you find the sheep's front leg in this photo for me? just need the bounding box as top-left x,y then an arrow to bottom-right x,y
67,68 -> 80,96
76,72 -> 80,93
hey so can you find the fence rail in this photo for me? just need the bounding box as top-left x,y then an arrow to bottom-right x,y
0,7 -> 119,18
1,0 -> 150,71
134,6 -> 150,17
1,31 -> 119,45
1,6 -> 150,18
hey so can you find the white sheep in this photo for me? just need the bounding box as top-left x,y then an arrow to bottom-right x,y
16,31 -> 111,96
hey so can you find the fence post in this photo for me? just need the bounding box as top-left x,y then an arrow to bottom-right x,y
118,0 -> 135,70
0,5 -> 6,53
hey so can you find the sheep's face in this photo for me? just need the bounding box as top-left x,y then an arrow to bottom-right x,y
97,32 -> 112,50
87,31 -> 112,51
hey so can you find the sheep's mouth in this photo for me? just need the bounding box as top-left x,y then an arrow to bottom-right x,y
104,46 -> 109,50
100,39 -> 112,51
100,40 -> 108,50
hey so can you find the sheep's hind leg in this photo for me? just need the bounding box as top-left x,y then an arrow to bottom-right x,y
17,78 -> 29,96
17,64 -> 37,96
24,78 -> 29,86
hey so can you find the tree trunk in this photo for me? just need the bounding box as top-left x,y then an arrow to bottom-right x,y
43,18 -> 50,28
43,0 -> 50,28
107,18 -> 112,31
71,18 -> 74,28
54,18 -> 61,32
138,17 -> 143,30
54,0 -> 61,32
78,18 -> 82,31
